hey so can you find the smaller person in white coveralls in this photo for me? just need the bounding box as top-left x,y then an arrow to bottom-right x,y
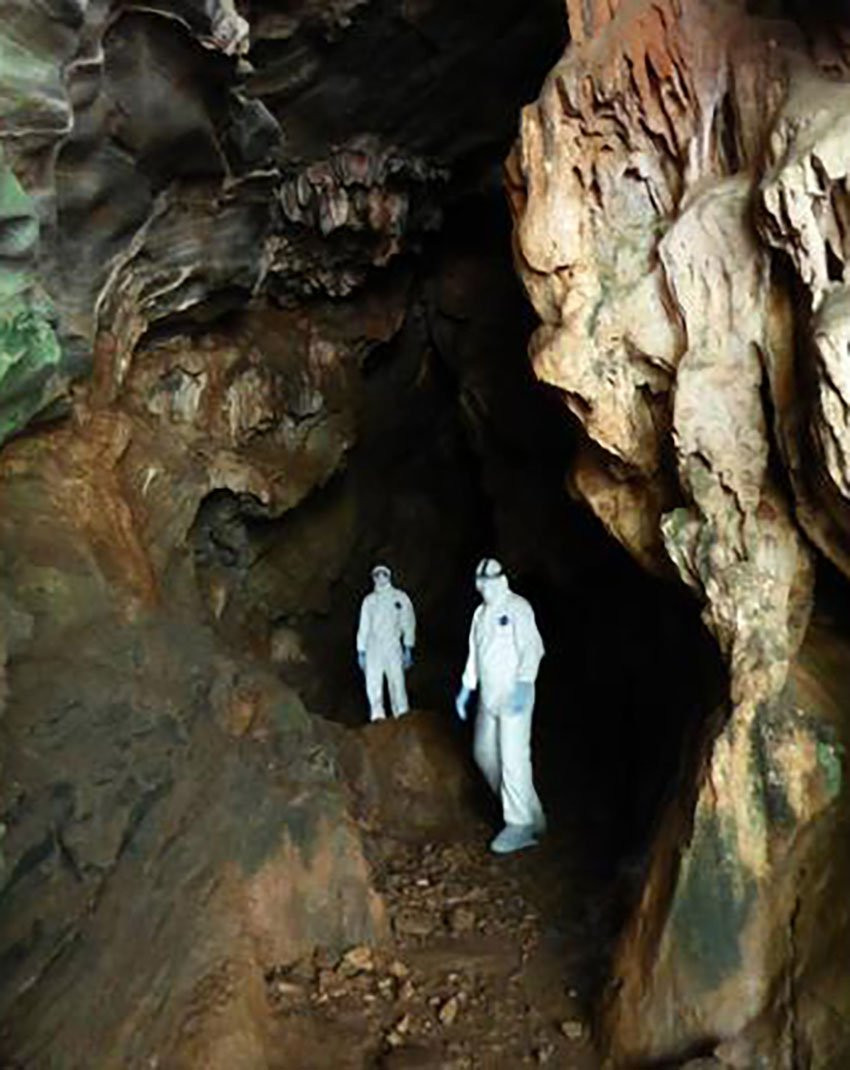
357,565 -> 416,721
455,558 -> 546,854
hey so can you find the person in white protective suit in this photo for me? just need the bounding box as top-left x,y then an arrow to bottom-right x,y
357,565 -> 416,721
455,558 -> 546,854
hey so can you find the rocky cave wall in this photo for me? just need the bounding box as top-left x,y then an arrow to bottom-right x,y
510,1 -> 850,1066
5,0 -> 850,1068
0,2 -> 580,1067
0,0 -> 568,713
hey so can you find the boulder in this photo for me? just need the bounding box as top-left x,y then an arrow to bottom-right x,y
332,711 -> 486,840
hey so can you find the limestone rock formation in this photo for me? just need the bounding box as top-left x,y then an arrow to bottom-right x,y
510,1 -> 850,1065
8,0 -> 850,1063
0,0 -> 565,444
0,2 -> 568,1065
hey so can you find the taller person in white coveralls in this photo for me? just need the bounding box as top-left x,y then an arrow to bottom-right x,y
455,558 -> 546,854
357,565 -> 416,721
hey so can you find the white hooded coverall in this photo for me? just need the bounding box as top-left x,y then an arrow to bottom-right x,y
357,584 -> 416,719
462,580 -> 546,830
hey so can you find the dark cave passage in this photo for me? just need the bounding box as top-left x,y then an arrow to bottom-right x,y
189,184 -> 727,924
13,0 -> 844,1066
5,0 -> 850,1064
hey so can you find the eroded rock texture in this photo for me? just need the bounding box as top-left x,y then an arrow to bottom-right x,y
510,1 -> 850,1065
0,423 -> 386,1068
0,0 -> 564,440
0,1 -> 568,1065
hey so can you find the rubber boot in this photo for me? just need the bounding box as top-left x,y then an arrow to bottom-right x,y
489,824 -> 539,855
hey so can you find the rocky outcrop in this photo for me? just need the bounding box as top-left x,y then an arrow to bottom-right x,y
0,423 -> 386,1068
0,195 -> 422,1067
510,1 -> 850,1065
332,711 -> 484,840
0,0 -> 565,443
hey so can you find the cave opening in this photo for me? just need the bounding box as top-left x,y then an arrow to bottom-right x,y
187,180 -> 727,943
0,1 -> 779,1065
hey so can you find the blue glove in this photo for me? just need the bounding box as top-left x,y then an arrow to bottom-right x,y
403,646 -> 414,671
357,651 -> 366,672
455,685 -> 472,722
510,680 -> 534,715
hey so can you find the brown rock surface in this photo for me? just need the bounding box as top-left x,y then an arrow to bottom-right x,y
332,711 -> 484,840
264,821 -> 600,1070
0,6 -> 578,1064
0,427 -> 386,1068
6,0 -> 850,1065
510,1 -> 850,1064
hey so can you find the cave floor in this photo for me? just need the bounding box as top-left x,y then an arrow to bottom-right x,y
265,818 -> 603,1069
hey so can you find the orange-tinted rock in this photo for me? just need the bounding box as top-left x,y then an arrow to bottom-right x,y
510,1 -> 850,1064
0,430 -> 386,1068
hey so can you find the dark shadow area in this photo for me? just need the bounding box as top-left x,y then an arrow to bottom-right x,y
246,0 -> 568,164
778,0 -> 850,30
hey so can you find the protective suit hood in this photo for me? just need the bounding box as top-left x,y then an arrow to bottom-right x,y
475,558 -> 510,606
480,573 -> 509,605
371,564 -> 392,591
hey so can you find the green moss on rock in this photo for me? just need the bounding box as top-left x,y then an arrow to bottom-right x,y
749,700 -> 797,833
816,738 -> 843,801
671,808 -> 757,991
0,152 -> 65,444
0,298 -> 63,442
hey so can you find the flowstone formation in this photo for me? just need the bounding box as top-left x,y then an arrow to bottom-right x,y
510,1 -> 850,1065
